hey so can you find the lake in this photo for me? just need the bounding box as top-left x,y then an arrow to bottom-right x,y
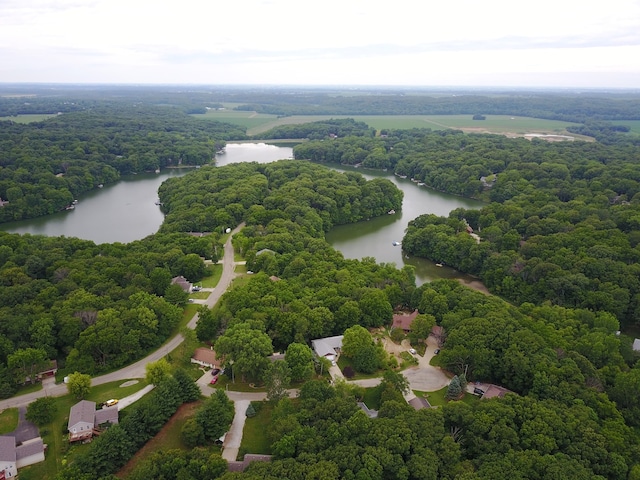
1,143 -> 485,285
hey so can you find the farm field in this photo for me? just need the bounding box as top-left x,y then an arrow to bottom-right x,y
1,114 -> 57,123
614,120 -> 640,134
192,108 -> 588,139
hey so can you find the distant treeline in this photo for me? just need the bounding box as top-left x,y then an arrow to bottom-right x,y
3,85 -> 640,123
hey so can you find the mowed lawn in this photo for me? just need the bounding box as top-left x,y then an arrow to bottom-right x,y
192,108 -> 584,138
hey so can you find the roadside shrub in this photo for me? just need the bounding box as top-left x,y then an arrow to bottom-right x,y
343,366 -> 355,379
245,403 -> 256,417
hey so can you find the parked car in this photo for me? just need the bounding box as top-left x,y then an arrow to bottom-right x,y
409,348 -> 417,354
474,387 -> 485,396
192,286 -> 201,291
434,349 -> 440,355
210,368 -> 221,376
104,399 -> 118,407
210,376 -> 218,385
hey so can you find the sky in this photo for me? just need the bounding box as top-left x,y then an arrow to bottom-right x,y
1,0 -> 640,88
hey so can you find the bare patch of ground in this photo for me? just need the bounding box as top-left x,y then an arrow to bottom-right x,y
457,278 -> 491,295
119,380 -> 139,388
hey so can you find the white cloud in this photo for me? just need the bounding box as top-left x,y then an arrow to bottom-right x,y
1,0 -> 639,86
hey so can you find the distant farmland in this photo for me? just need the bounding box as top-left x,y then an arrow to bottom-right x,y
193,108 -> 588,139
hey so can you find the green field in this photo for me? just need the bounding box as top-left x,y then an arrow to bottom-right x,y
0,114 -> 57,123
614,120 -> 640,134
192,107 -> 585,138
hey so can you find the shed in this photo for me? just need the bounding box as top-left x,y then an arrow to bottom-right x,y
633,338 -> 640,352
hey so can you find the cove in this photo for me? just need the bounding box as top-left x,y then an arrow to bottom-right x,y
1,143 -> 485,286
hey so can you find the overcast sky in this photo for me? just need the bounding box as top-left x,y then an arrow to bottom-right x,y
1,0 -> 639,88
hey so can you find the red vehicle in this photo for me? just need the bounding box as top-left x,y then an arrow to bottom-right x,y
210,375 -> 218,385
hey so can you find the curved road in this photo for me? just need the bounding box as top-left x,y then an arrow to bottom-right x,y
0,223 -> 245,411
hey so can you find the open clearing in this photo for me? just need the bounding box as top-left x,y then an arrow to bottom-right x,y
193,108 -> 589,140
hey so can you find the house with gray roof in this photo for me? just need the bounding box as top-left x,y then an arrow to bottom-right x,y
0,435 -> 45,478
311,335 -> 343,361
68,400 -> 118,442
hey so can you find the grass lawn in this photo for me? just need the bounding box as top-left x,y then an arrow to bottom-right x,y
239,402 -> 273,456
18,379 -> 150,480
0,408 -> 19,434
210,376 -> 266,393
337,356 -> 391,381
200,263 -> 222,288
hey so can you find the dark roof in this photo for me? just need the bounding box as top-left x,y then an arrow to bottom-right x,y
482,384 -> 513,399
408,396 -> 431,410
16,437 -> 44,460
94,406 -> 119,426
392,310 -> 418,331
171,275 -> 192,292
0,436 -> 16,462
68,400 -> 96,429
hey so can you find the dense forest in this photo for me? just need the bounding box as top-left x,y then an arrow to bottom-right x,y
1,88 -> 640,478
155,160 -> 640,478
0,105 -> 245,221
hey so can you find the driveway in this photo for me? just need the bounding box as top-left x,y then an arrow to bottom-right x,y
7,406 -> 40,444
400,336 -> 450,392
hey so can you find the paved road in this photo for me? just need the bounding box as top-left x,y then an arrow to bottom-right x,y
0,223 -> 245,411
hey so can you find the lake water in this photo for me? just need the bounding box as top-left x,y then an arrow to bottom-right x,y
0,169 -> 190,244
1,143 -> 485,284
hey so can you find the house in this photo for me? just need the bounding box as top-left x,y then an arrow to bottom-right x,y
311,335 -> 343,362
37,360 -> 58,380
68,400 -> 119,442
391,310 -> 419,333
171,276 -> 192,293
633,338 -> 640,352
0,436 -> 46,478
228,454 -> 272,473
481,384 -> 513,400
0,436 -> 16,479
191,347 -> 220,369
408,396 -> 431,410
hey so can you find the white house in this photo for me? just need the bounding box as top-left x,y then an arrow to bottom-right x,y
68,400 -> 96,442
0,436 -> 45,478
311,335 -> 344,362
191,347 -> 220,369
68,400 -> 119,443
